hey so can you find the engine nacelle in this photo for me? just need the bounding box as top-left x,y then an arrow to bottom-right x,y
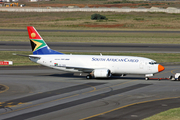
93,69 -> 111,78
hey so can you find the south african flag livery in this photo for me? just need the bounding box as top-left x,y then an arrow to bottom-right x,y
27,26 -> 63,55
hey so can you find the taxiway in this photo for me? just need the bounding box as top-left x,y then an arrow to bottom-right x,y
1,41 -> 180,53
0,66 -> 180,120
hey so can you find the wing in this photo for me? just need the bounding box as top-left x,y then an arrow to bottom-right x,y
58,66 -> 94,73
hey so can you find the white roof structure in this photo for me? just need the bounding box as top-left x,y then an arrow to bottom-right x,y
29,0 -> 38,2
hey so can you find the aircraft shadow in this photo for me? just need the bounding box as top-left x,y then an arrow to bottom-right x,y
45,73 -> 146,80
48,73 -> 84,78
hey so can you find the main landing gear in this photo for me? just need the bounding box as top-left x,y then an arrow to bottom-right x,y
86,75 -> 92,79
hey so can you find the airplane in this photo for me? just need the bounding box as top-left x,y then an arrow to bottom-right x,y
16,26 -> 165,80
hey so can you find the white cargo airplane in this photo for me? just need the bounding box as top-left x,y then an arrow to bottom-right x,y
18,26 -> 165,79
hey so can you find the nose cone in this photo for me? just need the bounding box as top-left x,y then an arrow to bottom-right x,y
158,64 -> 165,72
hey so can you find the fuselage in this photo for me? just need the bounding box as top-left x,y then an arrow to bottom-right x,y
29,54 -> 163,76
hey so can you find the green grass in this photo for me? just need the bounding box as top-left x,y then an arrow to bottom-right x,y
1,12 -> 180,29
0,51 -> 36,66
133,17 -> 145,21
144,107 -> 180,120
1,51 -> 180,66
1,31 -> 180,44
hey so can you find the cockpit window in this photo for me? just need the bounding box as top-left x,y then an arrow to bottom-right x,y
149,61 -> 157,65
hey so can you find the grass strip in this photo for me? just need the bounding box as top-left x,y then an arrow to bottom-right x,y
0,51 -> 180,66
1,31 -> 180,44
144,107 -> 180,120
1,12 -> 180,29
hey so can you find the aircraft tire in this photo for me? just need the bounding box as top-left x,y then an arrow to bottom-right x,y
86,75 -> 92,79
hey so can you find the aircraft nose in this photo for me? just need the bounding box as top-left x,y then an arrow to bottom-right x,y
158,64 -> 165,72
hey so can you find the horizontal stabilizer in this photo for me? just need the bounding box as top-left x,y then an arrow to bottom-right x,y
13,53 -> 41,58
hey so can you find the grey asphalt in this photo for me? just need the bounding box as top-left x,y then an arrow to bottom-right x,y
1,41 -> 180,53
0,65 -> 180,120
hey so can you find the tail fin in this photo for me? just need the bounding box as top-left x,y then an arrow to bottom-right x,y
27,26 -> 63,55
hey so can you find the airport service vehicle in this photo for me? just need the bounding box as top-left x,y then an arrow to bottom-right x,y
169,73 -> 180,81
17,26 -> 165,79
175,73 -> 180,80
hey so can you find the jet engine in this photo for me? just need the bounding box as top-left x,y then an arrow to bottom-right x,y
92,69 -> 111,78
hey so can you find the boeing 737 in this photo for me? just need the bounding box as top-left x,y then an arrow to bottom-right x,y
17,26 -> 165,80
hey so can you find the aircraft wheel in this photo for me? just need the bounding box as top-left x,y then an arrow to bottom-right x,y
86,75 -> 92,79
145,77 -> 149,80
178,76 -> 180,81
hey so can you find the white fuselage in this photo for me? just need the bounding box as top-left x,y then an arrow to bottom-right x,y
29,54 -> 159,76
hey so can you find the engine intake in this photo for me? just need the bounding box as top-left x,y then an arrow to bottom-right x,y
93,69 -> 111,78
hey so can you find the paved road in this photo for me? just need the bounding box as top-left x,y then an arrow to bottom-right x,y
0,66 -> 180,120
1,41 -> 180,53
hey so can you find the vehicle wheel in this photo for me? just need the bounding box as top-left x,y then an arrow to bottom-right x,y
145,77 -> 149,80
178,76 -> 180,81
171,77 -> 176,81
86,75 -> 92,79
169,75 -> 173,80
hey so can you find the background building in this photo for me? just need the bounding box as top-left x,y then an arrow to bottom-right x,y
2,0 -> 19,2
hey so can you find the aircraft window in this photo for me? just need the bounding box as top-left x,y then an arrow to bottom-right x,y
149,61 -> 157,65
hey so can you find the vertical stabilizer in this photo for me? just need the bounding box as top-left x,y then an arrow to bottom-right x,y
27,26 -> 63,55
